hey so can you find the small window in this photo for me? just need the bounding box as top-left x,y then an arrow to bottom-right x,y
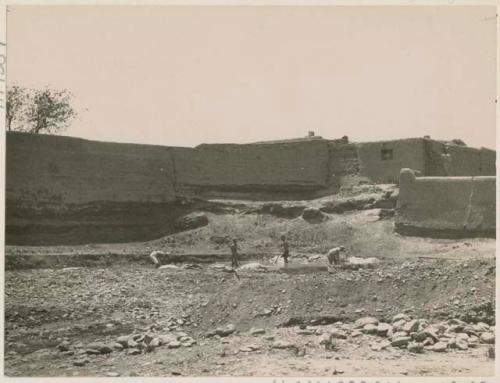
381,149 -> 393,160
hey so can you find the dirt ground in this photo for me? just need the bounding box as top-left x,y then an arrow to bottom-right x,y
4,188 -> 496,377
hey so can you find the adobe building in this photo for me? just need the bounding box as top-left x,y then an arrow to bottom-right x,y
5,131 -> 496,245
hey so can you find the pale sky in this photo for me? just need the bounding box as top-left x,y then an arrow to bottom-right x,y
7,5 -> 497,149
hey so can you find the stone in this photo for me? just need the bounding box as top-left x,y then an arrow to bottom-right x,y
214,324 -> 236,337
474,322 -> 490,333
371,339 -> 391,351
455,338 -> 469,350
105,372 -> 120,377
354,317 -> 379,329
168,341 -> 181,349
391,331 -> 408,340
98,345 -> 113,354
402,320 -> 420,333
297,329 -> 315,335
407,342 -> 424,353
392,319 -> 407,332
57,341 -> 70,352
85,349 -> 100,355
480,332 -> 495,344
249,328 -> 265,336
158,334 -> 177,345
128,348 -> 141,355
127,339 -> 139,348
414,327 -> 439,342
362,324 -> 378,334
392,313 -> 411,323
351,330 -> 362,338
429,342 -> 447,352
376,323 -> 392,337
73,358 -> 89,367
319,333 -> 333,346
422,338 -> 434,347
448,318 -> 467,326
462,326 -> 479,337
111,342 -> 124,351
150,338 -> 161,348
391,336 -> 411,348
271,341 -> 295,349
133,334 -> 145,342
330,329 -> 348,339
143,333 -> 154,345
240,345 -> 260,352
116,336 -> 129,348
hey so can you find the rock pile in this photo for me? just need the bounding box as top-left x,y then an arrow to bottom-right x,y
62,330 -> 197,366
306,315 -> 495,354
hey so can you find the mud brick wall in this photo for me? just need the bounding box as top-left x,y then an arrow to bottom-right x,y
6,132 -> 176,207
356,138 -> 426,183
479,148 -> 496,176
172,140 -> 331,199
396,168 -> 496,238
6,132 -> 177,245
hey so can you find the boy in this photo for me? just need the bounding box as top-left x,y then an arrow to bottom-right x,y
229,238 -> 240,269
327,246 -> 346,265
280,235 -> 290,266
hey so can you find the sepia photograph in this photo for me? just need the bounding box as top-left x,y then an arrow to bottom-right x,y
2,3 -> 497,378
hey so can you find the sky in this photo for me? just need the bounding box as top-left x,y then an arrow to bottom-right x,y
7,5 -> 497,149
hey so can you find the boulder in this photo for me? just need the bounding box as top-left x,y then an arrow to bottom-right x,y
391,331 -> 408,340
215,324 -> 236,337
127,348 -> 141,355
391,336 -> 411,348
429,342 -> 447,352
111,342 -> 124,351
408,342 -> 424,353
158,333 -> 177,345
73,358 -> 89,367
330,329 -> 348,339
392,319 -> 407,332
474,322 -> 490,333
116,336 -> 129,348
87,342 -> 113,354
354,317 -> 379,329
414,328 -> 439,342
392,313 -> 411,323
150,338 -> 161,348
168,341 -> 181,348
362,324 -> 378,335
462,326 -> 479,337
480,332 -> 495,344
127,339 -> 139,348
376,323 -> 393,337
402,320 -> 420,333
57,341 -> 70,352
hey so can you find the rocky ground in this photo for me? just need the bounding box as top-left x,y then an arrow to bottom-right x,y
4,184 -> 496,377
